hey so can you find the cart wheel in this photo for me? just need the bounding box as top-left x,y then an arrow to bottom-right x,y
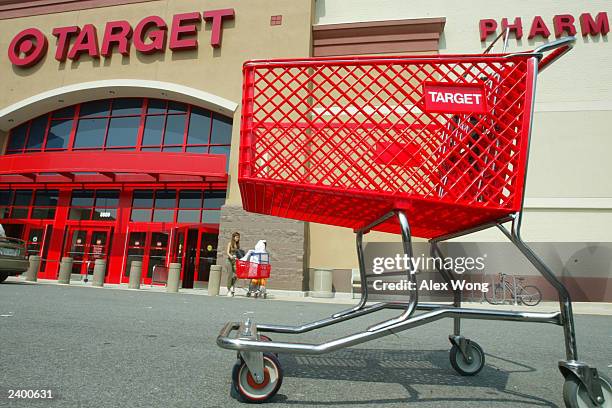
231,353 -> 283,403
246,292 -> 251,297
263,293 -> 267,299
230,376 -> 241,399
563,373 -> 612,408
520,285 -> 542,306
449,341 -> 485,376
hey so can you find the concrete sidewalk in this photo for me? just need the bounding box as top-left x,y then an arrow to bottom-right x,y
6,275 -> 612,316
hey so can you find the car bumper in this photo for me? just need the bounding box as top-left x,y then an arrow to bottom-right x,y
0,258 -> 30,275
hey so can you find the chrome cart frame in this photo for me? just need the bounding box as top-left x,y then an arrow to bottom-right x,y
217,38 -> 607,406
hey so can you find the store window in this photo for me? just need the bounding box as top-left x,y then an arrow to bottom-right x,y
32,190 -> 59,219
4,98 -> 232,165
130,190 -> 153,222
153,190 -> 176,222
177,191 -> 202,223
202,190 -> 225,224
130,189 -> 226,223
69,190 -> 119,221
0,189 -> 58,219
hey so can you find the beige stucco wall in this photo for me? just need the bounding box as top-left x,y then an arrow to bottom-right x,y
309,0 -> 612,270
0,0 -> 315,205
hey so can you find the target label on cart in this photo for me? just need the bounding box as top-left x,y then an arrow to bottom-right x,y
422,82 -> 488,114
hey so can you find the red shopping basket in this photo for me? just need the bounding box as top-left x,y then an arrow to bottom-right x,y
238,53 -> 539,238
235,260 -> 271,279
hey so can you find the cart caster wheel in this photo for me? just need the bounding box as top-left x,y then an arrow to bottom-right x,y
263,293 -> 267,299
259,335 -> 278,358
563,373 -> 612,408
230,378 -> 241,400
246,292 -> 251,297
231,353 -> 283,403
449,341 -> 485,376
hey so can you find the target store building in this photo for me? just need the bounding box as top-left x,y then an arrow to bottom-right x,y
0,0 -> 313,288
0,0 -> 610,300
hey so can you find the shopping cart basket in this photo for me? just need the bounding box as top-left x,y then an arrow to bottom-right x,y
217,37 -> 610,406
234,258 -> 271,298
235,260 -> 271,280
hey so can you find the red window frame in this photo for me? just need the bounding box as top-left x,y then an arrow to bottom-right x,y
4,97 -> 232,155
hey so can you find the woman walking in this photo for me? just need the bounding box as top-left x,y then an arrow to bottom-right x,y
225,232 -> 244,296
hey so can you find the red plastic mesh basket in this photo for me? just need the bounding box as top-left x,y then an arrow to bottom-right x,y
238,54 -> 539,238
236,260 -> 271,279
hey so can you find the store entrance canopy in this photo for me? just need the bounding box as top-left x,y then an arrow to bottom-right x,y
0,151 -> 227,183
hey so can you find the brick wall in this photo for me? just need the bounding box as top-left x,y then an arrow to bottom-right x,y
216,205 -> 307,291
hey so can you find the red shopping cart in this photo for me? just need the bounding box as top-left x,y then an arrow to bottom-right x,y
234,258 -> 271,298
235,260 -> 271,280
218,37 -> 610,407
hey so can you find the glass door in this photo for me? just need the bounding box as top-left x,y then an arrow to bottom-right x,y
64,227 -> 112,277
23,224 -> 52,256
171,226 -> 219,288
170,226 -> 191,287
123,228 -> 170,285
23,224 -> 53,273
66,229 -> 87,275
182,229 -> 199,289
87,230 -> 110,277
124,230 -> 146,282
197,231 -> 219,283
146,231 -> 169,285
171,227 -> 186,269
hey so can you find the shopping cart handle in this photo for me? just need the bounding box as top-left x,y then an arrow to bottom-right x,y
533,36 -> 575,72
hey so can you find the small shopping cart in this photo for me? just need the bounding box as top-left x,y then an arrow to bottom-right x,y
217,37 -> 610,406
235,255 -> 271,298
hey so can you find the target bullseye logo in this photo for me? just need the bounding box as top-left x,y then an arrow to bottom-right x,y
8,28 -> 48,68
7,10 -> 234,69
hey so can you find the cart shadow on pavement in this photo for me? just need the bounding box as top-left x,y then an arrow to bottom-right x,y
274,348 -> 559,407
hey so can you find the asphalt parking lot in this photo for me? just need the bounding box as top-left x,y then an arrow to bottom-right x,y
1,282 -> 611,407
